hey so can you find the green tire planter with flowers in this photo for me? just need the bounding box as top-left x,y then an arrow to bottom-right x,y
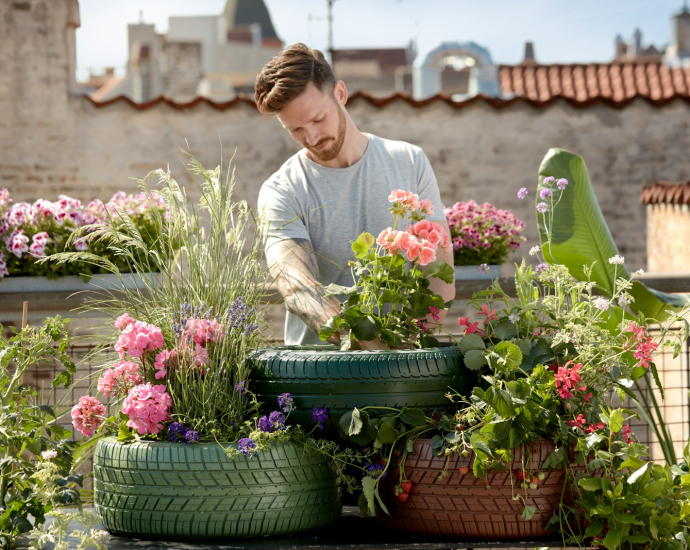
250,344 -> 475,432
55,153 -> 346,541
94,437 -> 342,538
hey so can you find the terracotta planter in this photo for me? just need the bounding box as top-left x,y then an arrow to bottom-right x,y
376,438 -> 573,540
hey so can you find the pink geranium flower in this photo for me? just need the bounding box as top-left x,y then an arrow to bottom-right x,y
97,360 -> 142,397
71,395 -> 106,436
121,383 -> 172,435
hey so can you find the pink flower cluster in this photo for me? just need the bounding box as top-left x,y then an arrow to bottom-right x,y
377,191 -> 450,267
444,201 -> 525,265
184,318 -> 225,346
628,322 -> 658,369
0,188 -> 169,278
71,395 -> 106,436
554,362 -> 587,399
114,321 -> 165,359
121,383 -> 172,435
97,360 -> 143,397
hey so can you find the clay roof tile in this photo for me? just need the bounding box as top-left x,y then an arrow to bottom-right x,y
641,181 -> 690,205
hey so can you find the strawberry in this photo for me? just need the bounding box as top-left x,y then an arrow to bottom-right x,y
379,459 -> 387,466
397,491 -> 409,503
537,472 -> 546,481
458,466 -> 469,475
531,476 -> 539,484
401,481 -> 412,493
516,470 -> 525,481
393,450 -> 401,457
455,425 -> 463,431
529,481 -> 538,490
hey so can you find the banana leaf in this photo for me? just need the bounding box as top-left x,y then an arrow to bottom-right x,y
536,148 -> 689,322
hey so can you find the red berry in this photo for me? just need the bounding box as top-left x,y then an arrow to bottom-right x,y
393,450 -> 401,457
397,492 -> 409,502
459,466 -> 469,475
401,481 -> 412,493
531,476 -> 539,484
455,425 -> 463,431
516,470 -> 525,481
379,459 -> 387,466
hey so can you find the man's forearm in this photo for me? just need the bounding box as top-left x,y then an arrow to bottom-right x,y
268,238 -> 342,342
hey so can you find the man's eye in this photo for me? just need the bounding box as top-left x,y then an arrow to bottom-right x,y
315,117 -> 324,123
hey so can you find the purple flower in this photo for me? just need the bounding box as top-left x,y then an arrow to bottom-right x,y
364,462 -> 387,479
539,188 -> 551,200
517,188 -> 528,200
235,381 -> 246,395
478,263 -> 490,275
277,393 -> 294,414
238,438 -> 257,457
557,178 -> 569,190
168,422 -> 188,442
184,430 -> 199,445
543,176 -> 555,185
257,416 -> 272,433
269,410 -> 286,430
536,202 -> 548,214
311,407 -> 328,430
536,263 -> 549,272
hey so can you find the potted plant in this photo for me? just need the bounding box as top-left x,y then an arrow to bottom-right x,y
56,154 -> 344,540
339,258 -> 688,543
0,188 -> 167,291
250,190 -> 476,431
444,200 -> 526,280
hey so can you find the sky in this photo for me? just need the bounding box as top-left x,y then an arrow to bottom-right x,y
76,0 -> 686,80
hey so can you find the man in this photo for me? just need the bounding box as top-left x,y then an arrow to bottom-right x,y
256,43 -> 454,347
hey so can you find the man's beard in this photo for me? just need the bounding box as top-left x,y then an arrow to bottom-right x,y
304,107 -> 347,162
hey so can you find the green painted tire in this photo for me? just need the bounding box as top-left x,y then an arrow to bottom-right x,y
249,345 -> 476,432
93,437 -> 342,539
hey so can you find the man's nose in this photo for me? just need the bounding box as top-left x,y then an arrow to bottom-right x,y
305,128 -> 321,146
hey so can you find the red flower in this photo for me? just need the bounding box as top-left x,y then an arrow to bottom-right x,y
428,306 -> 440,321
567,414 -> 587,428
458,316 -> 479,335
479,304 -> 498,325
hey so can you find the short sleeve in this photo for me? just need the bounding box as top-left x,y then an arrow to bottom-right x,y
414,149 -> 447,222
257,180 -> 311,251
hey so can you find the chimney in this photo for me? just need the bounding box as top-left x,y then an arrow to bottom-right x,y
522,41 -> 536,64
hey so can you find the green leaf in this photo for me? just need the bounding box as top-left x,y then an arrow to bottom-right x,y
537,148 -> 689,321
463,349 -> 487,371
379,328 -> 405,348
619,456 -> 646,471
650,514 -> 658,539
489,341 -> 522,372
521,505 -> 536,521
323,283 -> 358,297
378,289 -> 402,305
340,408 -> 363,436
431,435 -> 445,455
609,409 -> 624,434
470,432 -> 493,458
578,477 -> 603,491
358,492 -> 368,516
624,534 -> 650,544
350,315 -> 382,341
361,476 -> 377,516
427,259 -> 454,284
400,407 -> 427,427
37,405 -> 56,418
459,333 -> 486,353
627,462 -> 650,485
640,480 -> 665,500
602,527 -> 621,550
584,521 -> 604,537
352,232 -> 375,259
319,316 -> 342,341
378,417 -> 399,444
492,320 -> 518,341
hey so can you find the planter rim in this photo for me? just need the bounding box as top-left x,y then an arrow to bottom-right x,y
97,435 -> 302,453
254,343 -> 461,355
0,272 -> 158,293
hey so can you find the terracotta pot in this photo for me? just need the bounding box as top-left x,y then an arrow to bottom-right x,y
376,438 -> 575,540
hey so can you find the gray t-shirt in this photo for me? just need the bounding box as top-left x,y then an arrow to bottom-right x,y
258,133 -> 446,345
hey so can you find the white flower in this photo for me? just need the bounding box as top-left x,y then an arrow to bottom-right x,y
529,246 -> 540,256
635,269 -> 645,276
618,295 -> 631,307
41,450 -> 57,460
478,263 -> 490,274
509,313 -> 520,324
592,297 -> 610,311
608,255 -> 625,265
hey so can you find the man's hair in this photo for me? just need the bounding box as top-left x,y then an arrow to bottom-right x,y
255,43 -> 336,115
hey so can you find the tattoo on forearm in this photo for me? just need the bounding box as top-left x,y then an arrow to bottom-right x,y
268,238 -> 341,335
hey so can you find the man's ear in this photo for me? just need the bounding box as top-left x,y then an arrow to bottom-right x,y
333,80 -> 348,106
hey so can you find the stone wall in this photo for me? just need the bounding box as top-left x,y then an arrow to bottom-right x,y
4,0 -> 690,273
647,204 -> 690,272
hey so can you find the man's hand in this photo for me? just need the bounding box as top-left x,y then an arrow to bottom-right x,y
267,237 -> 343,343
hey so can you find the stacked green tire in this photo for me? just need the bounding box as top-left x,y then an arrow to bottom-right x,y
249,345 -> 475,431
94,437 -> 342,538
